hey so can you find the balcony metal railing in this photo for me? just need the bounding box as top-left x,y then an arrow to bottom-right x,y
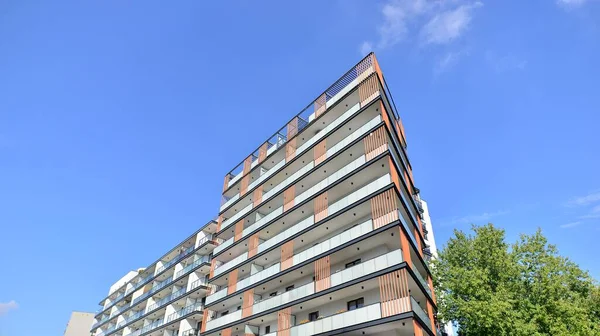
175,255 -> 210,278
166,302 -> 203,323
154,245 -> 195,274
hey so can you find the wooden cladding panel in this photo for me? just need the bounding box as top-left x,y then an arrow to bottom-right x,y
415,227 -> 423,257
413,320 -> 424,336
314,256 -> 331,292
243,156 -> 253,175
221,328 -> 232,336
259,142 -> 268,163
404,170 -> 413,194
240,175 -> 250,195
372,53 -> 384,83
253,185 -> 263,207
209,259 -> 217,278
427,301 -> 436,332
234,220 -> 244,242
428,276 -> 436,304
200,310 -> 209,332
356,54 -> 375,83
365,126 -> 388,161
378,268 -> 411,317
285,139 -> 296,163
248,234 -> 259,258
314,139 -> 327,166
280,241 -> 294,271
358,73 -> 380,106
216,215 -> 223,232
371,189 -> 399,229
314,192 -> 328,223
388,157 -> 402,192
399,227 -> 412,268
223,175 -> 230,193
314,93 -> 327,118
287,117 -> 299,139
380,101 -> 393,132
277,307 -> 292,336
283,185 -> 295,212
242,289 -> 254,318
227,269 -> 238,295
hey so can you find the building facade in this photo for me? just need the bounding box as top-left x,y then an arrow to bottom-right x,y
64,311 -> 95,336
91,53 -> 439,336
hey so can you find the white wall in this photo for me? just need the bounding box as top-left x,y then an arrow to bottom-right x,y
109,270 -> 139,295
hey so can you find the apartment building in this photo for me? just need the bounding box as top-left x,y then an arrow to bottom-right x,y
91,53 -> 439,336
64,311 -> 95,336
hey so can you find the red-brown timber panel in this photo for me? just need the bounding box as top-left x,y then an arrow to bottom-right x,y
253,185 -> 263,207
358,73 -> 380,106
259,142 -> 268,164
287,117 -> 299,139
242,288 -> 254,318
356,54 -> 375,83
314,256 -> 331,292
221,328 -> 232,336
227,269 -> 238,295
283,185 -> 295,212
372,53 -> 384,83
248,233 -> 259,258
314,93 -> 326,118
216,215 -> 223,232
285,139 -> 296,163
380,101 -> 393,133
209,259 -> 217,278
371,189 -> 399,229
388,157 -> 402,193
240,175 -> 250,195
415,227 -> 423,257
427,301 -> 436,332
234,220 -> 244,242
413,320 -> 424,336
277,307 -> 292,336
395,119 -> 408,148
223,175 -> 230,193
280,241 -> 294,271
365,126 -> 388,161
200,310 -> 209,332
314,139 -> 327,166
378,268 -> 411,317
314,192 -> 328,223
428,275 -> 436,303
403,170 -> 413,194
400,227 -> 412,268
243,156 -> 253,175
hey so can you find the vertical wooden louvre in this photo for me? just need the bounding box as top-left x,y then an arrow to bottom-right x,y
314,93 -> 327,118
223,174 -> 230,193
234,220 -> 244,242
413,320 -> 424,336
400,227 -> 412,268
388,157 -> 402,193
364,126 -> 388,161
371,189 -> 399,229
358,73 -> 380,107
285,139 -> 296,163
314,139 -> 327,166
314,256 -> 331,292
221,328 -> 232,336
283,185 -> 295,212
428,276 -> 436,303
427,301 -> 436,332
280,241 -> 294,271
227,269 -> 238,295
248,234 -> 259,258
314,192 -> 328,223
209,259 -> 217,278
258,142 -> 268,163
200,310 -> 209,332
242,289 -> 254,318
216,215 -> 223,232
356,54 -> 375,83
277,307 -> 292,336
253,185 -> 263,207
378,268 -> 411,317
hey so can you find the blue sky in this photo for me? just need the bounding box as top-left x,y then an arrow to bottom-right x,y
1,0 -> 599,335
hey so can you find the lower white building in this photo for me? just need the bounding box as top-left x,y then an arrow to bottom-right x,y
64,311 -> 95,336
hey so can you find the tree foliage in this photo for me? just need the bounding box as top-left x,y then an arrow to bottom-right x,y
432,224 -> 599,336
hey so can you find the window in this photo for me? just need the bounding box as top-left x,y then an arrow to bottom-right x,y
221,310 -> 229,317
309,311 -> 319,321
286,285 -> 295,292
265,326 -> 271,334
345,259 -> 361,268
237,306 -> 241,310
270,291 -> 277,297
347,297 -> 364,311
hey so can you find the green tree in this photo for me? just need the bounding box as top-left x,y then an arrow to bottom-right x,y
432,224 -> 599,336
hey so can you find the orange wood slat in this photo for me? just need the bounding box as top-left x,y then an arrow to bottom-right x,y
314,139 -> 327,166
280,241 -> 294,271
285,138 -> 297,163
358,73 -> 380,106
221,328 -> 232,336
240,175 -> 250,195
371,189 -> 399,229
243,156 -> 253,175
248,234 -> 259,258
259,142 -> 268,163
242,289 -> 254,318
222,174 -> 230,193
314,192 -> 328,223
209,259 -> 216,278
234,220 -> 244,242
227,269 -> 238,295
216,215 -> 223,232
200,310 -> 209,332
428,275 -> 436,303
400,227 -> 412,268
378,269 -> 411,317
283,185 -> 295,212
413,319 -> 424,336
364,126 -> 388,161
287,117 -> 299,139
277,307 -> 292,336
388,157 -> 401,192
427,301 -> 436,332
314,93 -> 327,118
253,185 -> 263,207
314,256 -> 331,292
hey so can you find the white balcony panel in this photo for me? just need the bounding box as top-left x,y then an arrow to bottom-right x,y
328,174 -> 391,215
237,263 -> 281,292
248,159 -> 285,191
326,77 -> 360,108
205,287 -> 227,306
228,171 -> 243,188
263,161 -> 314,201
213,236 -> 234,255
326,115 -> 381,157
205,310 -> 242,331
242,206 -> 283,237
292,219 -> 373,266
221,203 -> 253,231
253,283 -> 314,316
330,249 -> 402,287
257,216 -> 314,255
220,194 -> 240,211
295,155 -> 366,205
214,252 -> 249,277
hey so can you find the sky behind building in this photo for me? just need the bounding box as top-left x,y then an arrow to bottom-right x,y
1,1 -> 599,335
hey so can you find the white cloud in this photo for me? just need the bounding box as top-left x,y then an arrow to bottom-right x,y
420,2 -> 482,45
579,204 -> 600,219
0,300 -> 18,316
557,0 -> 589,8
434,49 -> 468,74
449,210 -> 509,225
565,191 -> 600,207
360,41 -> 373,56
560,221 -> 582,229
